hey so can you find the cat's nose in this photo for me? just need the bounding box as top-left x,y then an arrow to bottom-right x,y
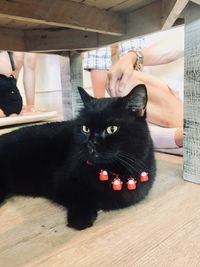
88,140 -> 98,148
88,141 -> 99,156
88,142 -> 95,152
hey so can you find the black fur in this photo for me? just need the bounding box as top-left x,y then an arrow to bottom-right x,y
0,84 -> 156,230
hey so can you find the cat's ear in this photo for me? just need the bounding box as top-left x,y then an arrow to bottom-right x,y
78,87 -> 94,106
123,84 -> 147,117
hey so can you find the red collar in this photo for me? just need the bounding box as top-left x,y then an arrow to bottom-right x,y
86,160 -> 149,191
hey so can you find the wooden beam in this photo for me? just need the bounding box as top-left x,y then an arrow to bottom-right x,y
0,0 -> 125,36
190,0 -> 200,5
0,28 -> 25,51
26,0 -> 162,52
98,0 -> 162,46
124,0 -> 162,40
24,29 -> 99,52
161,0 -> 189,30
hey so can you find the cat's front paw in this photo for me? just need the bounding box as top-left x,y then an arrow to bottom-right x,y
68,217 -> 94,230
67,206 -> 97,230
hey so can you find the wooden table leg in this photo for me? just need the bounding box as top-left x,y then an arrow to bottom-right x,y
60,52 -> 84,120
69,52 -> 84,118
60,55 -> 73,120
184,2 -> 200,183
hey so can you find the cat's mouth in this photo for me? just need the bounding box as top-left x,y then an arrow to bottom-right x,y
88,153 -> 103,164
87,152 -> 113,165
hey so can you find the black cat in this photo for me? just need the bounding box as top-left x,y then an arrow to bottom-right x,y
0,84 -> 156,230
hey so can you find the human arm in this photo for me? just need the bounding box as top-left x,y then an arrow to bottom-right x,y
23,53 -> 37,111
90,70 -> 107,97
107,36 -> 184,96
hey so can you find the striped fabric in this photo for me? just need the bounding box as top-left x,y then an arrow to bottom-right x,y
83,37 -> 146,70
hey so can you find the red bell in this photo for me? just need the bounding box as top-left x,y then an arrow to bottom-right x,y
112,177 -> 123,191
126,178 -> 137,190
99,170 -> 109,181
140,172 -> 149,182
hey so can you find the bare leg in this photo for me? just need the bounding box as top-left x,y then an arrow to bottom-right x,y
23,53 -> 37,111
90,70 -> 107,98
132,71 -> 183,147
132,71 -> 183,128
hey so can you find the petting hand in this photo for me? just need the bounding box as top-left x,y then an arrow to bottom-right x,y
106,52 -> 137,97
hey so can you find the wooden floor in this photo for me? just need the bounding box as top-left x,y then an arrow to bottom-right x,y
0,152 -> 200,267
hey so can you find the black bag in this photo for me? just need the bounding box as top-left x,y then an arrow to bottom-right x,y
0,52 -> 23,116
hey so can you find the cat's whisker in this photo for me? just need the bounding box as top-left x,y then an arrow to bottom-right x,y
104,142 -> 148,171
119,157 -> 143,174
115,155 -> 141,175
118,153 -> 145,172
119,150 -> 147,168
114,156 -> 133,175
109,157 -> 122,172
119,151 -> 148,171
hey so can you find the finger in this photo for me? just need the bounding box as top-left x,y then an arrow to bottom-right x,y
107,70 -> 120,97
117,72 -> 133,96
115,80 -> 123,97
108,77 -> 118,97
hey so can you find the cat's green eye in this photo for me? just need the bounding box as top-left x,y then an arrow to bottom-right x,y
82,125 -> 90,134
106,126 -> 119,135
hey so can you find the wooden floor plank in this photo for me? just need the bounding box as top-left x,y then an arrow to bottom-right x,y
26,183 -> 200,267
133,209 -> 200,267
1,153 -> 198,267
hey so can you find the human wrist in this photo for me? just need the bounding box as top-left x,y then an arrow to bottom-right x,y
125,51 -> 137,66
128,49 -> 143,71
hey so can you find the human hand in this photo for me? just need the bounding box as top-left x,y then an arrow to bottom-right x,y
106,52 -> 137,97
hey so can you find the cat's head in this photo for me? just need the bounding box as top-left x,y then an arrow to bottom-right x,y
76,85 -> 151,167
